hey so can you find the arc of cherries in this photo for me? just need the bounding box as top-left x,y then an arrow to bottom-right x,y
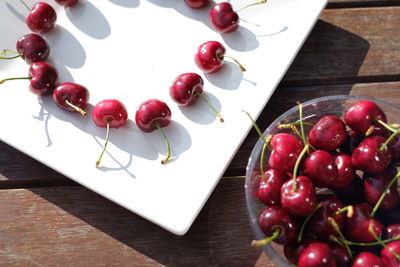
1,0 -> 266,167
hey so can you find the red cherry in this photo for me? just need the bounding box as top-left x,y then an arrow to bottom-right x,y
353,252 -> 383,267
268,133 -> 304,173
28,62 -> 59,95
352,136 -> 392,174
92,99 -> 128,167
388,134 -> 400,163
184,0 -> 209,8
308,115 -> 347,151
14,33 -> 50,64
344,100 -> 387,136
280,175 -> 317,217
331,245 -> 351,267
381,241 -> 400,267
26,2 -> 57,34
135,99 -> 173,164
332,153 -> 355,189
53,82 -> 89,116
209,2 -> 239,34
284,236 -> 317,264
301,150 -> 338,188
194,41 -> 245,74
55,0 -> 79,6
382,224 -> 400,240
298,242 -> 336,267
257,169 -> 288,206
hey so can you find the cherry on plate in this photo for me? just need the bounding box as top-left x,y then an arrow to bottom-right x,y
53,82 -> 89,116
25,2 -> 57,34
16,33 -> 50,64
184,0 -> 209,8
55,0 -> 79,6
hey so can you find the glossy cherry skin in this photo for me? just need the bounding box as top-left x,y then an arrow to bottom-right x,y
280,175 -> 317,217
268,133 -> 304,173
344,100 -> 387,136
308,115 -> 347,151
258,206 -> 299,245
92,99 -> 128,128
53,82 -> 89,113
340,130 -> 361,155
55,0 -> 79,6
184,0 -> 209,8
307,195 -> 345,239
209,2 -> 239,34
26,2 -> 57,34
334,175 -> 365,205
28,62 -> 59,96
332,153 -> 355,189
284,236 -> 316,264
194,41 -> 226,74
257,169 -> 288,206
352,136 -> 392,174
344,203 -> 383,243
298,242 -> 336,267
169,73 -> 203,106
388,134 -> 400,163
364,167 -> 399,210
135,99 -> 171,133
16,34 -> 50,65
353,252 -> 383,267
331,245 -> 351,267
381,241 -> 400,267
382,224 -> 400,240
301,150 -> 338,188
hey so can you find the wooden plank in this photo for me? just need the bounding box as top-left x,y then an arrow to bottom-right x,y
0,183 -> 275,266
283,7 -> 400,85
327,1 -> 400,8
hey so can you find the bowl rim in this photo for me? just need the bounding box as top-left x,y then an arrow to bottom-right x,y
244,95 -> 400,266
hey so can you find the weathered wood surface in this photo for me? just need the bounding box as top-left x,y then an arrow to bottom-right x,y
0,1 -> 400,266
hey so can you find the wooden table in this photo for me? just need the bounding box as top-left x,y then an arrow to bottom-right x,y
1,0 -> 399,265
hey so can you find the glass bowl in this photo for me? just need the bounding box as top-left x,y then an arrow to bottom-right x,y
245,95 -> 400,266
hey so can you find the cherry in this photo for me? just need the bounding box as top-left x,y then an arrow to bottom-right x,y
0,62 -> 59,96
298,242 -> 336,267
169,73 -> 223,122
268,133 -> 304,173
331,245 -> 351,267
253,206 -> 299,246
16,33 -> 50,64
352,136 -> 392,174
382,224 -> 400,240
332,153 -> 355,189
25,2 -> 57,34
353,252 -> 383,267
284,236 -> 316,264
334,175 -> 365,205
280,175 -> 317,217
307,195 -> 345,239
364,167 -> 399,210
257,169 -> 288,206
53,82 -> 89,116
194,41 -> 245,74
135,99 -> 173,164
184,0 -> 209,8
55,0 -> 79,7
381,241 -> 400,267
301,150 -> 338,188
344,203 -> 383,243
308,115 -> 347,151
344,100 -> 387,136
340,129 -> 361,155
92,99 -> 128,167
388,134 -> 400,163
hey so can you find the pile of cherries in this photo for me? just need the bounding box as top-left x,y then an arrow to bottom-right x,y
1,0 -> 264,166
250,100 -> 400,266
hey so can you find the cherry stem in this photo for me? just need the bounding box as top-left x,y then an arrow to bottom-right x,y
250,228 -> 280,247
259,135 -> 273,180
195,92 -> 224,123
369,222 -> 400,261
291,144 -> 310,192
297,101 -> 307,147
18,0 -> 31,11
365,125 -> 375,137
156,123 -> 172,164
221,55 -> 246,72
0,77 -> 31,84
328,217 -> 353,257
277,121 -> 314,129
334,205 -> 354,218
344,236 -> 400,247
377,119 -> 398,133
235,0 -> 267,13
65,99 -> 86,116
380,129 -> 400,151
297,202 -> 323,242
0,49 -> 22,60
370,172 -> 400,217
96,121 -> 110,168
242,110 -> 270,149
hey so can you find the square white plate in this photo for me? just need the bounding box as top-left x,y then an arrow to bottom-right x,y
0,0 -> 327,235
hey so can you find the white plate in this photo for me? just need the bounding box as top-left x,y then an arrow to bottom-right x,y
0,0 -> 327,235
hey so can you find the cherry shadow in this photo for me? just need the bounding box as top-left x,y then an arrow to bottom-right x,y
204,61 -> 244,90
109,0 -> 140,8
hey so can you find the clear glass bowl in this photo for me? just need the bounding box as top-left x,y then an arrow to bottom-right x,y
245,95 -> 400,266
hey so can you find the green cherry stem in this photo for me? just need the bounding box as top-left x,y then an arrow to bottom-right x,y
259,135 -> 272,180
277,121 -> 314,129
291,144 -> 310,192
18,0 -> 31,11
195,92 -> 224,123
0,77 -> 31,84
370,172 -> 400,217
242,110 -> 269,147
156,123 -> 172,164
334,205 -> 354,217
377,119 -> 398,133
297,101 -> 307,147
220,55 -> 246,72
297,202 -> 323,242
380,129 -> 400,151
235,0 -> 267,13
345,236 -> 400,247
369,222 -> 400,261
96,121 -> 110,168
251,228 -> 280,247
65,99 -> 86,116
327,217 -> 353,257
0,49 -> 22,60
